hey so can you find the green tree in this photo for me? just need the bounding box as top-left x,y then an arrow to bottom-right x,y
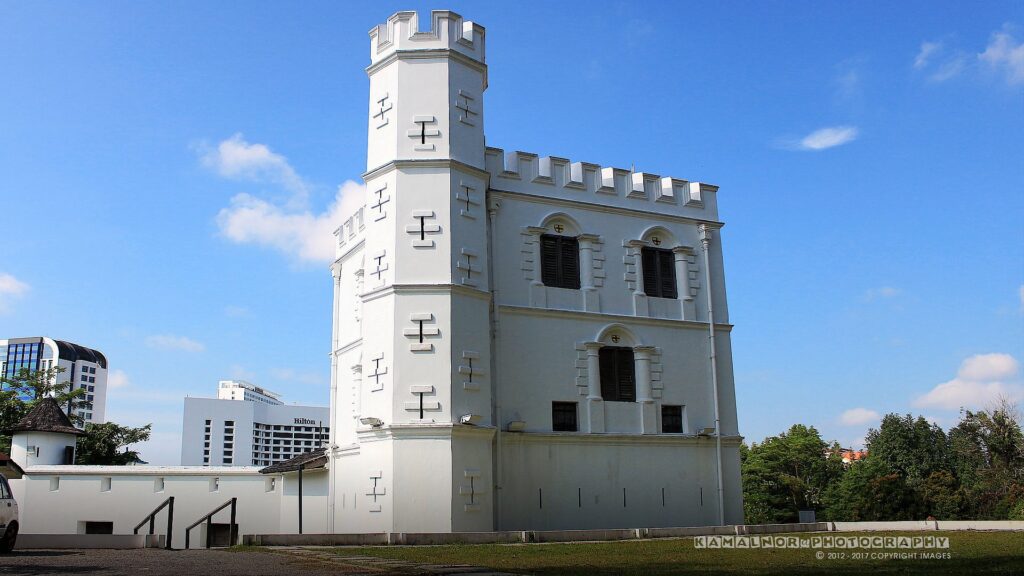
823,413 -> 950,521
865,413 -> 951,483
0,366 -> 89,453
74,422 -> 152,465
741,424 -> 845,523
949,398 -> 1024,519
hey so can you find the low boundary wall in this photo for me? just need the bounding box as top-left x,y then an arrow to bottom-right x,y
15,534 -> 163,549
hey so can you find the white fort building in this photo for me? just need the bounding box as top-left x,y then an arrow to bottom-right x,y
5,10 -> 743,543
325,10 -> 743,533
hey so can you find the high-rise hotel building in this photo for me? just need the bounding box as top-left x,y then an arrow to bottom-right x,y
0,337 -> 108,425
181,381 -> 329,467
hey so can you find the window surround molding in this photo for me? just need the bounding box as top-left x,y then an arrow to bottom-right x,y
578,324 -> 659,434
521,212 -> 603,311
624,226 -> 697,320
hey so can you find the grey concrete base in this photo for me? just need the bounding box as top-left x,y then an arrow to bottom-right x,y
832,520 -> 1024,532
243,523 -> 830,547
15,534 -> 163,549
244,533 -> 388,546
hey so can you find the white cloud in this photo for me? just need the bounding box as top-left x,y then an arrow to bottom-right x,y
107,369 -> 131,389
229,365 -> 256,381
145,334 -> 205,353
864,286 -> 901,301
0,273 -> 29,314
224,305 -> 250,318
271,368 -> 326,386
915,41 -> 941,69
835,69 -> 861,100
216,179 -> 365,264
200,133 -> 308,202
930,54 -> 968,82
839,408 -> 881,426
914,353 -> 1023,410
979,26 -> 1024,85
785,126 -> 859,151
958,353 -> 1019,381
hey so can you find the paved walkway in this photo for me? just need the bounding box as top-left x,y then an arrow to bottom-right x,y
0,547 -> 518,576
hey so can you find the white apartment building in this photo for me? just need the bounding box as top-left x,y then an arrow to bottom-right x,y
181,385 -> 328,467
325,10 -> 743,534
0,337 -> 108,425
218,380 -> 283,405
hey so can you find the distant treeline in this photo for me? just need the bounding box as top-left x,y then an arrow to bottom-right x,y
741,398 -> 1024,522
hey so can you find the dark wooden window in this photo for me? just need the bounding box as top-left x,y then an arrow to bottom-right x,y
641,247 -> 677,299
540,234 -> 581,289
662,405 -> 684,433
599,347 -> 636,402
552,402 -> 578,432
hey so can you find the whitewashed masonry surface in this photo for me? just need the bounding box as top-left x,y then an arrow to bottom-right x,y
326,9 -> 743,534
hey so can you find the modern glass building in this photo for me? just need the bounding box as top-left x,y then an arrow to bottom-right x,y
0,337 -> 109,425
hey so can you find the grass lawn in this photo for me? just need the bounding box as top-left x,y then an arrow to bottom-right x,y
325,531 -> 1024,575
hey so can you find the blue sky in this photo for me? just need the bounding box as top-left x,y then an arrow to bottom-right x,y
1,2 -> 1021,464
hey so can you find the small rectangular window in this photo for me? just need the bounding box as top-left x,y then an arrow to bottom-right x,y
662,405 -> 684,433
211,477 -> 220,492
552,402 -> 578,432
540,234 -> 581,289
84,521 -> 114,534
101,477 -> 112,492
642,247 -> 677,299
155,477 -> 165,492
50,476 -> 60,492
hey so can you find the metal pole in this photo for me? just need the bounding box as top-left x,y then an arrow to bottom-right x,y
149,516 -> 154,535
700,224 -> 725,526
229,498 -> 237,547
167,497 -> 174,550
298,464 -> 304,535
205,516 -> 212,549
327,265 -> 341,533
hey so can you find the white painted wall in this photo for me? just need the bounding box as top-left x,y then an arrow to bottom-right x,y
9,467 -> 283,548
11,432 -> 77,467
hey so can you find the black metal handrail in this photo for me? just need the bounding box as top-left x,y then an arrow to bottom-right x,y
133,496 -> 174,550
184,497 -> 237,549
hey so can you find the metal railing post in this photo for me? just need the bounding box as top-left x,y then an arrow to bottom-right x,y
205,516 -> 212,549
166,497 -> 174,550
133,497 -> 175,549
229,498 -> 237,546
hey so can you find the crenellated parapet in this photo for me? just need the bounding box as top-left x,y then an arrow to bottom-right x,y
369,10 -> 486,68
484,147 -> 720,221
334,206 -> 366,259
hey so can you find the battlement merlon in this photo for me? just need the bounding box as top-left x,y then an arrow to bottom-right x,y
369,10 -> 486,70
484,147 -> 720,222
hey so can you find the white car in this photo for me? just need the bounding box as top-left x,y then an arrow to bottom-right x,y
0,473 -> 18,552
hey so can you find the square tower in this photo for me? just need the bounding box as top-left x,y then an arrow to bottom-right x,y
328,10 -> 494,533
